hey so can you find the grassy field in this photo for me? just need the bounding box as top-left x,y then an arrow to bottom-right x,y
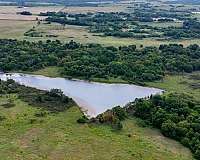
23,66 -> 63,78
0,6 -> 63,20
138,21 -> 183,28
0,20 -> 35,39
0,94 -> 194,160
2,19 -> 200,47
0,4 -> 127,21
10,21 -> 200,47
61,4 -> 129,13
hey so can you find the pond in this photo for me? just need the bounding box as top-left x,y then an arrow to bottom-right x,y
0,73 -> 163,117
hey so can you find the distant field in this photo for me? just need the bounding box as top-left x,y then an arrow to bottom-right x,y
138,21 -> 183,28
1,5 -> 200,47
0,6 -> 63,20
0,4 -> 128,21
0,94 -> 194,160
0,19 -> 35,39
1,19 -> 200,47
27,22 -> 200,47
61,4 -> 129,13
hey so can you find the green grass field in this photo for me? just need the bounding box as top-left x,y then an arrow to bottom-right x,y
0,94 -> 194,160
21,66 -> 63,78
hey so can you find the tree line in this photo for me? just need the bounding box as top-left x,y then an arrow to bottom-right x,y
44,9 -> 200,39
0,39 -> 200,83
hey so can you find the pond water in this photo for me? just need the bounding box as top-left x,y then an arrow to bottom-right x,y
0,73 -> 163,117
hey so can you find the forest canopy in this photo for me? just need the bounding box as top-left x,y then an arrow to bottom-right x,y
0,39 -> 199,83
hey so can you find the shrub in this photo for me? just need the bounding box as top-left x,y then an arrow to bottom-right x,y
77,115 -> 89,124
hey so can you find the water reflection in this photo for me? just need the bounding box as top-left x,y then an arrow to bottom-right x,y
0,73 -> 163,117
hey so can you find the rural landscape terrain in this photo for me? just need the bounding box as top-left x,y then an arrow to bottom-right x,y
0,0 -> 200,160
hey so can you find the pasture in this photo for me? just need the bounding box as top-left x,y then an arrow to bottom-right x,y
0,95 -> 194,160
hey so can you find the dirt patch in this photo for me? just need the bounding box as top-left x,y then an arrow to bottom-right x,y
19,127 -> 42,149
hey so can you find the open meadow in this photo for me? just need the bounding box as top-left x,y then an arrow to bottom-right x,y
0,6 -> 63,20
147,72 -> 200,101
0,94 -> 194,160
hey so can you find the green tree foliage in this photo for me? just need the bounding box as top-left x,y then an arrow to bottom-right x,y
0,40 -> 199,83
94,106 -> 127,130
45,11 -> 200,39
127,93 -> 200,159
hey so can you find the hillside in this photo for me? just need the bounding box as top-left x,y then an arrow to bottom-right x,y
0,80 -> 194,160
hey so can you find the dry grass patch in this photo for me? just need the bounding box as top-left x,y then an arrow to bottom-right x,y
0,6 -> 63,21
0,19 -> 35,39
61,4 -> 128,14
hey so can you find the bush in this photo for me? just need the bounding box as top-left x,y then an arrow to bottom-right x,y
77,115 -> 89,124
113,106 -> 127,121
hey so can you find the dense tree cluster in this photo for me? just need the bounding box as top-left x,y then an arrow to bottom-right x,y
0,39 -> 200,82
92,106 -> 126,130
45,12 -> 158,38
18,11 -> 32,15
126,93 -> 200,159
161,20 -> 200,39
96,92 -> 200,158
44,8 -> 198,39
